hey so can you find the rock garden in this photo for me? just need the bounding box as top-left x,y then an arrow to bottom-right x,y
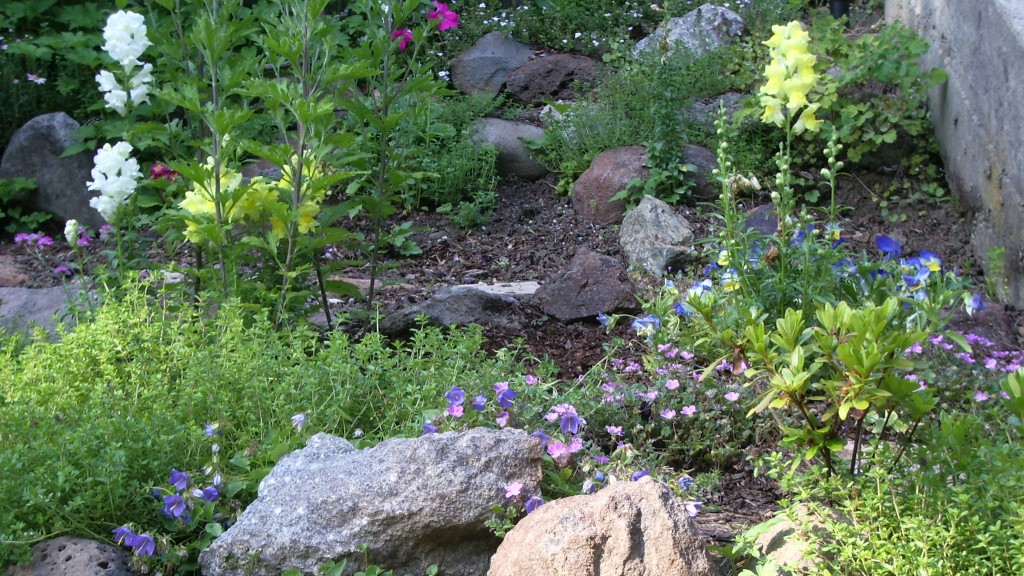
2,1 -> 1023,575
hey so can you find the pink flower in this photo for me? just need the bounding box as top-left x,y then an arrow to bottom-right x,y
660,409 -> 676,420
680,405 -> 697,417
446,404 -> 464,418
496,411 -> 509,427
665,379 -> 680,390
504,481 -> 523,499
391,28 -> 413,51
973,390 -> 990,402
724,391 -> 740,403
605,425 -> 623,437
524,374 -> 538,386
428,2 -> 459,31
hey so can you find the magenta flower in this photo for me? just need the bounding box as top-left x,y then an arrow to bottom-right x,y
149,162 -> 179,181
446,404 -> 464,418
391,28 -> 413,50
428,2 -> 459,31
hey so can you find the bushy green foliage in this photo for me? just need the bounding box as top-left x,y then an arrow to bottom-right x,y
0,0 -> 104,149
0,285 -> 527,568
0,177 -> 50,235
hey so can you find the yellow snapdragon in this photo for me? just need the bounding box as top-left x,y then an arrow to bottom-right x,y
759,21 -> 821,134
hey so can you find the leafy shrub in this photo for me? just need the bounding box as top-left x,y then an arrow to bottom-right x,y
0,285 -> 528,567
0,177 -> 50,235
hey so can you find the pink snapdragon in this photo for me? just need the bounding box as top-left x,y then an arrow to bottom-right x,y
428,2 -> 459,31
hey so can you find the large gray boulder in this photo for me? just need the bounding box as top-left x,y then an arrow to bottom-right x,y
535,249 -> 636,321
5,536 -> 135,576
469,118 -> 549,181
379,285 -> 524,335
0,113 -> 104,230
451,31 -> 533,96
572,146 -> 647,225
633,4 -> 746,58
0,286 -> 74,338
200,429 -> 544,576
489,477 -> 720,576
505,53 -> 600,104
620,195 -> 695,275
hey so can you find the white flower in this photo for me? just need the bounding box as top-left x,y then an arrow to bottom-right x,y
64,219 -> 80,245
102,10 -> 151,71
96,69 -> 129,114
128,62 -> 153,105
87,141 -> 141,224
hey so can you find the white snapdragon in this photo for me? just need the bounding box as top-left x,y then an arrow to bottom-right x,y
102,10 -> 151,71
64,219 -> 80,246
87,142 -> 142,224
97,10 -> 154,115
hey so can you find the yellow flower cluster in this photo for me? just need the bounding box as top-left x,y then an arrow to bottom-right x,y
179,155 -> 329,245
759,21 -> 821,134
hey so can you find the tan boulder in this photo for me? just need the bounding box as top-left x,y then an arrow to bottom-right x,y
489,477 -> 720,576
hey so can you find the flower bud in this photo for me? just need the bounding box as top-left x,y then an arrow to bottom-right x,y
64,219 -> 80,246
820,168 -> 832,180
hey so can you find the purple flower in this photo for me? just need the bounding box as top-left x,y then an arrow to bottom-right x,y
725,391 -> 740,402
876,235 -> 902,260
684,501 -> 702,518
546,404 -> 585,435
504,482 -> 523,499
593,455 -> 610,464
605,425 -> 623,437
523,374 -> 539,386
524,496 -> 544,514
446,404 -> 464,418
973,390 -> 990,402
77,234 -> 93,247
203,422 -> 221,436
680,405 -> 697,417
201,486 -> 219,502
112,525 -> 135,545
99,224 -> 115,240
496,411 -> 509,427
660,408 -> 677,420
530,428 -> 551,446
422,422 -> 437,435
35,235 -> 54,248
472,395 -> 487,411
631,470 -> 650,481
54,264 -> 72,277
678,476 -> 694,491
162,493 -> 187,518
965,292 -> 985,317
497,388 -> 517,409
168,469 -> 189,491
290,413 -> 307,430
445,386 -> 466,406
131,533 -> 156,556
597,312 -> 610,326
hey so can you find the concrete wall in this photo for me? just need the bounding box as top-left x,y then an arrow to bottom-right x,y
885,0 -> 1024,307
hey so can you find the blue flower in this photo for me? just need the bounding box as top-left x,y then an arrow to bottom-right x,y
918,250 -> 942,272
631,470 -> 650,481
631,314 -> 661,337
472,395 -> 487,411
290,413 -> 307,431
594,471 -> 607,483
203,422 -> 221,437
678,476 -> 694,492
832,258 -> 857,277
201,486 -> 219,502
422,422 -> 437,435
524,496 -> 545,514
131,533 -> 156,557
876,235 -> 902,260
162,494 -> 187,518
965,292 -> 985,316
596,312 -> 610,326
445,386 -> 466,406
790,224 -> 814,246
112,525 -> 135,546
168,469 -> 189,491
497,388 -> 517,409
674,302 -> 693,316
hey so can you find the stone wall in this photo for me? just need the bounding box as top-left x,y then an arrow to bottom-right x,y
885,0 -> 1024,307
